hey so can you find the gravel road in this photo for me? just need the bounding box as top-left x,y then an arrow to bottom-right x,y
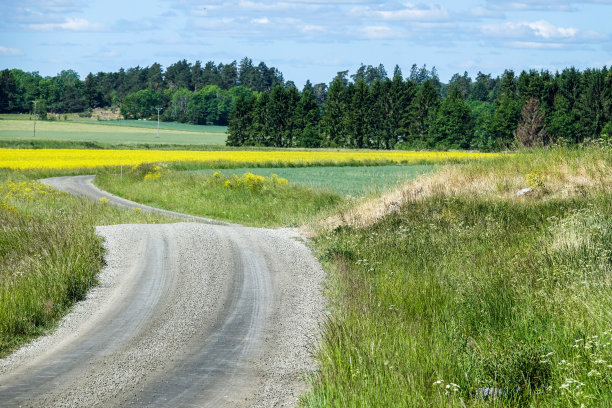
0,176 -> 325,407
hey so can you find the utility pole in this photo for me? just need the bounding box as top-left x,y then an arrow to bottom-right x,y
156,107 -> 163,138
32,100 -> 38,138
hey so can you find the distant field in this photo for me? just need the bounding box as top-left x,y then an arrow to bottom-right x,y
198,165 -> 434,196
90,120 -> 227,134
0,119 -> 227,145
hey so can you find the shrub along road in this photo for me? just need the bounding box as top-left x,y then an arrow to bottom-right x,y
0,176 -> 325,407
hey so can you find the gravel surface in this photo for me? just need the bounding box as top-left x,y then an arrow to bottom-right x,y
0,176 -> 326,407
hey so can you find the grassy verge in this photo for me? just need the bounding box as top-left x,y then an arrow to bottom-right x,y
194,165 -> 434,197
303,146 -> 612,407
96,165 -> 344,227
0,169 -> 173,357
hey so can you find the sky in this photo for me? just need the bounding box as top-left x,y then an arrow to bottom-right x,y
1,0 -> 611,87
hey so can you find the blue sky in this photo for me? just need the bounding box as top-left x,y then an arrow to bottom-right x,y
1,0 -> 611,87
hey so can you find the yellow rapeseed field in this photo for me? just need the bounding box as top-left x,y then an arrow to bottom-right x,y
0,148 -> 502,170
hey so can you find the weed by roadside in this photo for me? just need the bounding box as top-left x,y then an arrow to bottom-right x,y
0,169 -> 173,357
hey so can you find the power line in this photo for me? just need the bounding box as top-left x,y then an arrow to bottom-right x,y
156,107 -> 163,138
32,100 -> 38,138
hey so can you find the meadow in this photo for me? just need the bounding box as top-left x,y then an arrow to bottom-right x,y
0,118 -> 227,146
302,146 -> 612,407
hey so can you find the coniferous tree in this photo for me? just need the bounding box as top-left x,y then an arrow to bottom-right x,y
321,78 -> 347,147
576,68 -> 608,141
253,92 -> 270,145
429,85 -> 473,149
238,57 -> 258,90
0,69 -> 17,112
147,63 -> 164,90
368,79 -> 387,148
490,93 -> 521,148
295,90 -> 321,147
165,60 -> 192,90
348,79 -> 369,148
388,67 -> 415,147
227,93 -> 256,146
407,79 -> 440,147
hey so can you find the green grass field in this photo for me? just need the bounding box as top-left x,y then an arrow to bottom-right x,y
0,119 -> 227,146
197,165 -> 434,196
94,120 -> 227,133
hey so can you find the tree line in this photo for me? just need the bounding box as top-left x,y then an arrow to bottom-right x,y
1,59 -> 611,150
0,57 -> 283,124
228,64 -> 612,150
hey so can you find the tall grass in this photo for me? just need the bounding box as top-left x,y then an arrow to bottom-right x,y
0,170 -> 172,357
96,164 -> 343,227
303,146 -> 612,407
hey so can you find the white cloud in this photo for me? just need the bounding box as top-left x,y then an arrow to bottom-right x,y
526,20 -> 578,39
482,20 -> 578,39
0,46 -> 23,56
351,3 -> 450,21
29,17 -> 105,31
377,4 -> 449,21
238,1 -> 320,11
251,17 -> 270,24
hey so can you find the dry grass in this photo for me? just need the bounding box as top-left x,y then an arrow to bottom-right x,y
321,147 -> 612,230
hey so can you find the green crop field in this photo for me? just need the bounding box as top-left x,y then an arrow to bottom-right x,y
197,165 -> 434,196
90,120 -> 227,133
0,118 -> 227,146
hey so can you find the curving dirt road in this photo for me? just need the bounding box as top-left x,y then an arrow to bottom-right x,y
0,176 -> 325,407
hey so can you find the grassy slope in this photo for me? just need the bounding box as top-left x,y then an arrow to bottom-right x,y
195,165 -> 434,197
0,119 -> 227,145
302,147 -> 612,407
0,169 -> 174,357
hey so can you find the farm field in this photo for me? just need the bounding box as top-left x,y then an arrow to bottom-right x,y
0,119 -> 227,146
0,147 -> 500,170
197,165 -> 434,196
93,119 -> 227,134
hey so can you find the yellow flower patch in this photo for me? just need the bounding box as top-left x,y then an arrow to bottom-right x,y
0,148 -> 502,170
